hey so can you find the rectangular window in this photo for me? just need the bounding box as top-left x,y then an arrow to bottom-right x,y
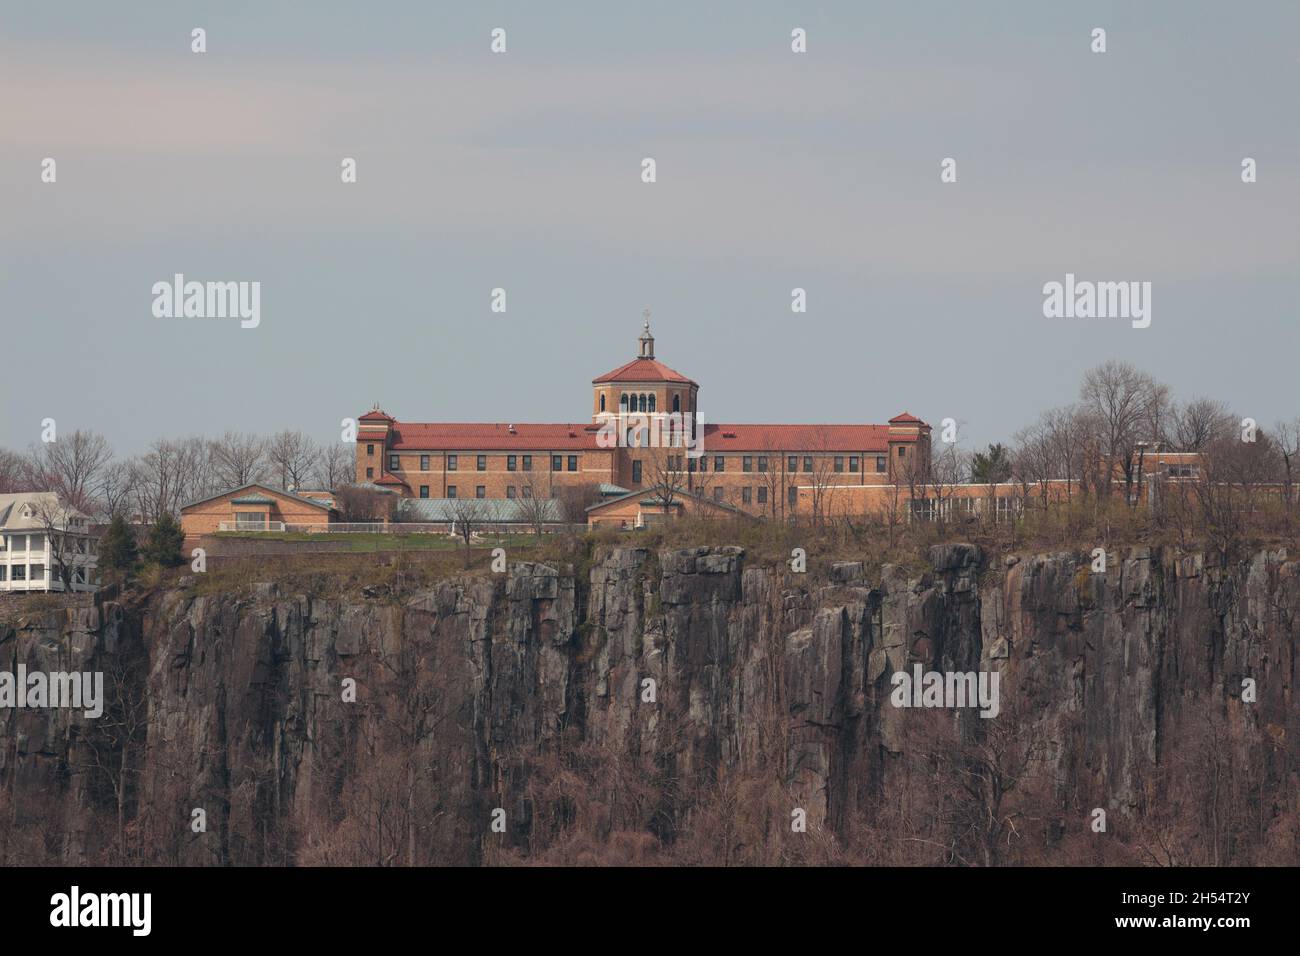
698,456 -> 707,473
0,566 -> 6,581
506,486 -> 516,498
849,456 -> 859,473
632,461 -> 642,483
803,456 -> 813,472
552,455 -> 562,471
743,456 -> 753,473
477,455 -> 487,471
366,444 -> 374,455
742,487 -> 752,504
757,487 -> 768,504
365,467 -> 374,478
389,454 -> 400,471
447,486 -> 457,498
476,486 -> 486,499
757,456 -> 768,473
568,455 -> 578,472
788,456 -> 797,472
419,485 -> 429,498
688,458 -> 697,473
834,456 -> 844,472
12,566 -> 25,581
507,455 -> 517,471
522,455 -> 532,471
876,456 -> 886,473
234,512 -> 266,530
898,446 -> 906,457
713,487 -> 724,502
788,486 -> 798,506
521,486 -> 532,498
715,456 -> 725,472
448,455 -> 458,471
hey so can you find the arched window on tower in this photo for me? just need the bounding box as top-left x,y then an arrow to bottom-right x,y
600,394 -> 606,412
648,394 -> 656,412
639,394 -> 647,412
673,394 -> 681,413
620,393 -> 628,412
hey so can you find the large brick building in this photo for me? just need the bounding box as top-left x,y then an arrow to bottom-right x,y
355,321 -> 932,520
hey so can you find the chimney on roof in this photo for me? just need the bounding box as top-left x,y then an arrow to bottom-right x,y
639,308 -> 655,359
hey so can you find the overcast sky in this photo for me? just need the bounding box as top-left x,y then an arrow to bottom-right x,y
2,1 -> 1296,456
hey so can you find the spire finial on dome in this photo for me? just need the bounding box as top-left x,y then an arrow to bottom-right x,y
638,309 -> 655,359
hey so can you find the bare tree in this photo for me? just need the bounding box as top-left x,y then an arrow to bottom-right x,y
517,479 -> 554,536
553,483 -> 602,526
130,439 -> 185,524
0,448 -> 26,493
641,445 -> 690,513
755,440 -> 787,519
314,442 -> 355,491
1272,418 -> 1300,512
1078,361 -> 1168,501
334,484 -> 396,523
26,429 -> 113,513
805,440 -> 841,526
30,494 -> 89,591
209,431 -> 268,488
929,435 -> 970,528
1173,398 -> 1236,452
176,436 -> 219,504
267,430 -> 320,491
1193,431 -> 1283,559
96,460 -> 136,520
125,437 -> 214,521
447,497 -> 488,565
1012,418 -> 1054,511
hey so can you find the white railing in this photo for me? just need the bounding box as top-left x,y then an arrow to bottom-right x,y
281,522 -> 583,535
218,521 -> 287,532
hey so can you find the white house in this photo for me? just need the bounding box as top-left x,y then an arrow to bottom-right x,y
0,492 -> 98,593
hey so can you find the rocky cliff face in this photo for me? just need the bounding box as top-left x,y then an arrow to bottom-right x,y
1,544 -> 1295,866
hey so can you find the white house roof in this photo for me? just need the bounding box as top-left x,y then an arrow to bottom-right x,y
0,492 -> 90,532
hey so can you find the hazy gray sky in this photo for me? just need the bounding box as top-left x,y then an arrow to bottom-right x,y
2,1 -> 1296,455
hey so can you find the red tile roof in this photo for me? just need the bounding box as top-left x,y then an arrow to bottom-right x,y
359,409 -> 395,422
888,412 -> 926,425
381,421 -> 917,453
389,423 -> 596,451
592,358 -> 697,385
702,423 -> 911,452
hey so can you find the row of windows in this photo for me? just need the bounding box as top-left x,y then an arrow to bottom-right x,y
640,454 -> 891,475
381,453 -> 580,474
373,448 -> 899,480
693,486 -> 800,506
597,392 -> 687,414
0,564 -> 90,584
419,485 -> 539,499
